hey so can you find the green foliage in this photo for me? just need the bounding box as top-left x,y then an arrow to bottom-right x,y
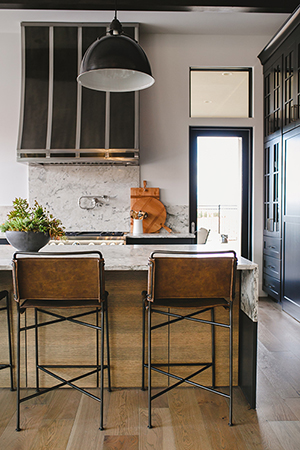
0,198 -> 65,239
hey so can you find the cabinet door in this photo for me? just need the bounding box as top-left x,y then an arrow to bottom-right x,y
282,128 -> 300,320
263,137 -> 281,237
282,25 -> 300,131
263,55 -> 282,139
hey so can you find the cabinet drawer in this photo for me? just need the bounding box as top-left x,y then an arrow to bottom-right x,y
263,236 -> 281,258
263,254 -> 281,279
263,273 -> 280,301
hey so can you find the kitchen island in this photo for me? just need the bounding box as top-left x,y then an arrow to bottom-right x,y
0,244 -> 258,408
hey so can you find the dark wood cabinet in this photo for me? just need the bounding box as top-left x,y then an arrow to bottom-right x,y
263,55 -> 282,139
259,6 -> 300,317
282,128 -> 300,320
262,137 -> 282,301
282,29 -> 300,131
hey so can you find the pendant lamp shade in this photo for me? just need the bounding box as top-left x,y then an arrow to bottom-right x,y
77,18 -> 155,92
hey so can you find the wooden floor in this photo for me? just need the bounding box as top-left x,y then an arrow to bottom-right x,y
1,297 -> 300,450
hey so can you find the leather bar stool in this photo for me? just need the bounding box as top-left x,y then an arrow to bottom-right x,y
142,250 -> 237,428
0,290 -> 14,390
12,250 -> 111,432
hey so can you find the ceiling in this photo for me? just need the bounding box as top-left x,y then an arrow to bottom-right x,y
0,1 -> 296,42
0,0 -> 298,14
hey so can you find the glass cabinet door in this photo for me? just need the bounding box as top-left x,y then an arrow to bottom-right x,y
264,137 -> 281,237
263,55 -> 282,139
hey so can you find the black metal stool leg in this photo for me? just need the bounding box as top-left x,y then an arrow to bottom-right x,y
16,304 -> 21,432
99,305 -> 105,431
211,308 -> 215,389
105,299 -> 111,392
35,309 -> 40,392
142,297 -> 146,391
96,307 -> 100,388
148,302 -> 152,429
229,302 -> 233,426
5,291 -> 14,391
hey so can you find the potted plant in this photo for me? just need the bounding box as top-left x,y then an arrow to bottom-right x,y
0,198 -> 65,251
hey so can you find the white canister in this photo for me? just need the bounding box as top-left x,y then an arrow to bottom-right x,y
133,219 -> 143,235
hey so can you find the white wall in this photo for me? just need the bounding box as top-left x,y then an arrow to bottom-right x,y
139,32 -> 269,291
0,29 -> 27,204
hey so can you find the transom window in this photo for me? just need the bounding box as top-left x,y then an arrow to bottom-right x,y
190,68 -> 252,118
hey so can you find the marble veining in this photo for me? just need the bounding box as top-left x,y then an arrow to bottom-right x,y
29,165 -> 139,231
240,267 -> 259,322
28,165 -> 189,233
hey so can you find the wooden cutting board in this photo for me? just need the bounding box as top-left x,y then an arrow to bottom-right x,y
130,180 -> 172,233
131,197 -> 167,233
130,180 -> 159,201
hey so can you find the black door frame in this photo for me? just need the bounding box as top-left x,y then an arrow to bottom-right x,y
189,126 -> 253,260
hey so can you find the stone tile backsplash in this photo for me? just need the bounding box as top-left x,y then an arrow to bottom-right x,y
28,165 -> 188,233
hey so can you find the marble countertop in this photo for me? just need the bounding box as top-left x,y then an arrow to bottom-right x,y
0,243 -> 257,271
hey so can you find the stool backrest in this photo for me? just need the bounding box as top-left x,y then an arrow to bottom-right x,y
147,251 -> 237,302
12,251 -> 105,303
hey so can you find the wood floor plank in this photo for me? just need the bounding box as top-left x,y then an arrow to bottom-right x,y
256,367 -> 298,421
258,341 -> 300,399
256,420 -> 285,450
139,388 -> 170,409
284,398 -> 300,421
258,321 -> 289,352
103,435 -> 139,450
30,419 -> 74,450
0,389 -> 16,438
167,387 -> 211,450
258,300 -> 300,358
0,402 -> 51,450
65,392 -> 107,450
194,387 -> 264,450
40,389 -> 82,421
139,407 -> 176,450
105,389 -> 140,435
195,388 -> 245,450
268,421 -> 300,450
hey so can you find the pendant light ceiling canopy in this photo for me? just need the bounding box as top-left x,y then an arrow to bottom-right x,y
77,13 -> 155,93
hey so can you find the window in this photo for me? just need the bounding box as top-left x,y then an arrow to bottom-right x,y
190,68 -> 252,118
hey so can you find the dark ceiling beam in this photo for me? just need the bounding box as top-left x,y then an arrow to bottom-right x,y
0,1 -> 298,14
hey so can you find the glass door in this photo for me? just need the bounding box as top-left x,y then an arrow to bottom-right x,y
189,127 -> 252,259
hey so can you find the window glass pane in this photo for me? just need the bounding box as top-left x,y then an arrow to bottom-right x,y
190,69 -> 250,118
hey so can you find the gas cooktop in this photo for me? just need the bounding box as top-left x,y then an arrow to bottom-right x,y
49,231 -> 126,246
65,231 -> 124,239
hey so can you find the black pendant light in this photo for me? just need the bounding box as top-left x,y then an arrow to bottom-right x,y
77,8 -> 155,92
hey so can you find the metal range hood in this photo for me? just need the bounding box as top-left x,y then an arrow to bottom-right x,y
17,22 -> 140,166
17,149 -> 139,166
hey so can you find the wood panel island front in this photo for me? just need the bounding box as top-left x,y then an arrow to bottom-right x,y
0,244 -> 258,409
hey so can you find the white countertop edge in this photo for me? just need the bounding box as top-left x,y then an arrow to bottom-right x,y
0,243 -> 257,271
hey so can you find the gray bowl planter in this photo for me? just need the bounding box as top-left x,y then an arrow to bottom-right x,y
5,231 -> 50,252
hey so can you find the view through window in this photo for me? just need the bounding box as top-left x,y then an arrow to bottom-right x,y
197,136 -> 242,252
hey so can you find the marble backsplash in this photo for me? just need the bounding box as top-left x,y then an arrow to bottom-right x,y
15,165 -> 190,233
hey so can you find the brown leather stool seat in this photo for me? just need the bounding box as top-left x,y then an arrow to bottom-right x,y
142,250 -> 237,428
12,251 -> 111,432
